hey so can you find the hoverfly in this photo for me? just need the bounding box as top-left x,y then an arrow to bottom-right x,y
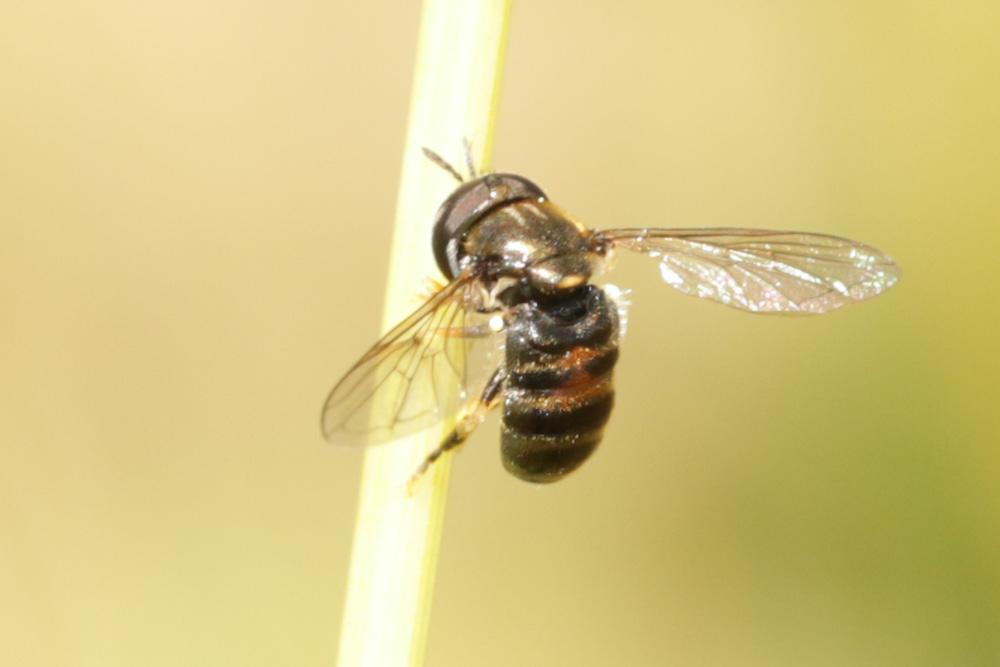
321,147 -> 900,485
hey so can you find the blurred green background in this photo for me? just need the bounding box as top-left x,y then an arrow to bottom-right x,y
2,0 -> 998,665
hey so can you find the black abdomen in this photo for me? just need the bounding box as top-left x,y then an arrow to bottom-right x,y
502,285 -> 620,483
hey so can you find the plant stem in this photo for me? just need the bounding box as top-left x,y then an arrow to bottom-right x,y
336,1 -> 512,666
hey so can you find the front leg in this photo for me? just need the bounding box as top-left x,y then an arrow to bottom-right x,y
407,366 -> 506,492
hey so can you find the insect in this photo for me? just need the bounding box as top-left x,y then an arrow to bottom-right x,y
321,147 -> 900,486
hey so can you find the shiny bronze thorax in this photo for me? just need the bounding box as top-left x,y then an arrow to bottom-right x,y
464,199 -> 598,299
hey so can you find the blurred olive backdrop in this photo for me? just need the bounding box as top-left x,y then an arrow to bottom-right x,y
2,1 -> 999,665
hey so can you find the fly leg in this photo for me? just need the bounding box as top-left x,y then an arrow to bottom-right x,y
407,367 -> 506,493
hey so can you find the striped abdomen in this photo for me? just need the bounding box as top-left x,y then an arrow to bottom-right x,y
501,285 -> 620,483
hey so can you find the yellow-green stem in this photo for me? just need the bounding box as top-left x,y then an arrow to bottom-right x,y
336,1 -> 512,666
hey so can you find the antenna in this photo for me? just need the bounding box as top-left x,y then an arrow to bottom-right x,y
421,147 -> 465,184
462,137 -> 477,178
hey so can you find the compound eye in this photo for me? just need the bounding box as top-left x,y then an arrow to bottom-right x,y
485,175 -> 511,201
431,174 -> 547,280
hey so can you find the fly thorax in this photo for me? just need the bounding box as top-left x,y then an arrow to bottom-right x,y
463,199 -> 594,285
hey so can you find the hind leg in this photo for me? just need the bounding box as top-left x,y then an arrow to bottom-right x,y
407,367 -> 506,492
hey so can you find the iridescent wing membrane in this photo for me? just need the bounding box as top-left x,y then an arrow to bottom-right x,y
321,274 -> 503,445
594,228 -> 900,313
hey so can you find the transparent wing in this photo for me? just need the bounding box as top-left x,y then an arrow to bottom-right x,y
594,227 -> 900,314
321,274 -> 505,445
